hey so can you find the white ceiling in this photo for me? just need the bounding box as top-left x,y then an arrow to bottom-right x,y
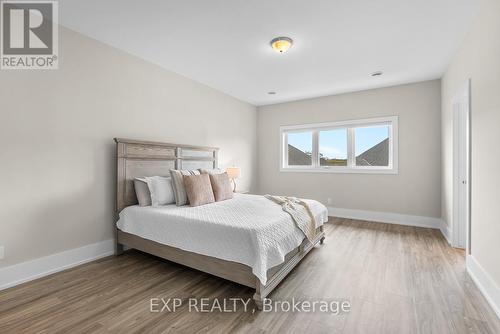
59,0 -> 477,106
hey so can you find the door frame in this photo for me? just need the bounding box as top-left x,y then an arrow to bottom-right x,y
452,79 -> 471,252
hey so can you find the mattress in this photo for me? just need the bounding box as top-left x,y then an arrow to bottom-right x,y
116,193 -> 328,285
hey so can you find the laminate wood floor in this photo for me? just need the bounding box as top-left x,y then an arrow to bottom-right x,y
1,218 -> 499,334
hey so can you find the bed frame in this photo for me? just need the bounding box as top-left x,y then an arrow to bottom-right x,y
114,138 -> 325,309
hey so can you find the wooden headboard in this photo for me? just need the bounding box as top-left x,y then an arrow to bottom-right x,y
114,138 -> 219,214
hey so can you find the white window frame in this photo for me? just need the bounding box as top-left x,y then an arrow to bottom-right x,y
280,116 -> 398,174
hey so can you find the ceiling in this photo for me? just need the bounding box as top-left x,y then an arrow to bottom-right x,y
59,0 -> 477,106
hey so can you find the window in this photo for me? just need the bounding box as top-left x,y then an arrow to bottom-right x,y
281,116 -> 398,174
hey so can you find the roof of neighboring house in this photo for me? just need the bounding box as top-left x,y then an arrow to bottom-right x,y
355,138 -> 389,166
288,144 -> 312,165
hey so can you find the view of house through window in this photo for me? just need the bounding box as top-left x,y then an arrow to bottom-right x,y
355,125 -> 390,166
287,131 -> 312,166
282,117 -> 397,173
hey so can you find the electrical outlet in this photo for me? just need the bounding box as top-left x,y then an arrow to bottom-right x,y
0,246 -> 4,260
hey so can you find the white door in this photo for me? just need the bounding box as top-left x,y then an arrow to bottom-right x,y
452,80 -> 470,251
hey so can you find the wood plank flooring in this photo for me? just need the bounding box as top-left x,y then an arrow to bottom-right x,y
1,218 -> 499,333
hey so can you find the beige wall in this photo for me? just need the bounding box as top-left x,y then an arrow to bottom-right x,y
0,27 -> 257,267
441,0 -> 500,285
257,80 -> 441,218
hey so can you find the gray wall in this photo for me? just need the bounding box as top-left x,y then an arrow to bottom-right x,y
441,0 -> 500,289
257,80 -> 442,218
0,27 -> 257,267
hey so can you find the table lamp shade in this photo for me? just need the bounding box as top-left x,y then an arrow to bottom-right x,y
226,167 -> 241,179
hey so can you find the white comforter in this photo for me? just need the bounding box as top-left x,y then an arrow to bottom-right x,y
116,194 -> 328,285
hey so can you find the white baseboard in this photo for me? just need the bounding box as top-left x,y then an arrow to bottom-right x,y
466,255 -> 500,319
327,207 -> 443,230
439,220 -> 452,245
0,239 -> 114,291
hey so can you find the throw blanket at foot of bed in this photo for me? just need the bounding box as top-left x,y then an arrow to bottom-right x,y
265,195 -> 317,242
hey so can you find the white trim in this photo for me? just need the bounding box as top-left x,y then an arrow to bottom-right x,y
280,167 -> 398,174
440,220 -> 452,245
347,127 -> 355,167
0,239 -> 114,290
280,116 -> 397,131
312,129 -> 319,167
280,116 -> 398,174
328,207 -> 443,229
452,79 -> 471,251
466,255 -> 500,320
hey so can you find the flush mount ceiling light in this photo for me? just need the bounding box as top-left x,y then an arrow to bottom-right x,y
270,36 -> 293,54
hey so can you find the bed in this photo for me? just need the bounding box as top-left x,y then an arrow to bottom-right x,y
114,138 -> 326,309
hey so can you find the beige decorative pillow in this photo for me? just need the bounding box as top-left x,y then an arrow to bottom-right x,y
170,169 -> 201,206
209,172 -> 234,202
183,174 -> 215,207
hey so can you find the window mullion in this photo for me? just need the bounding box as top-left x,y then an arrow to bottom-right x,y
347,128 -> 355,167
283,132 -> 289,168
388,124 -> 393,168
312,130 -> 319,168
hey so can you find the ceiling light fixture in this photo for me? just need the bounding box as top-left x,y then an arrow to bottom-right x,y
371,71 -> 383,77
270,37 -> 293,54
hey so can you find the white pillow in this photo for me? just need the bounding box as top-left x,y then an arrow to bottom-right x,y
134,178 -> 152,206
198,168 -> 223,175
144,176 -> 175,207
